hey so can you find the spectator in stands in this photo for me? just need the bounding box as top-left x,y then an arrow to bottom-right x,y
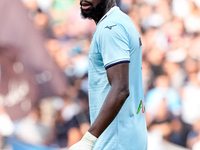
145,74 -> 182,136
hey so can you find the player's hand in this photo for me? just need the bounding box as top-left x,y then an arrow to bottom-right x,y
69,131 -> 97,150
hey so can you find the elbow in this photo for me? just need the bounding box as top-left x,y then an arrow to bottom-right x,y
123,88 -> 130,99
122,82 -> 130,98
119,88 -> 129,106
117,86 -> 130,103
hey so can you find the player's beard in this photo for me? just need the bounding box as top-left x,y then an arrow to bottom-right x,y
81,1 -> 107,22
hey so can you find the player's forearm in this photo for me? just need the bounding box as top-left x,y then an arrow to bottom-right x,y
88,85 -> 129,138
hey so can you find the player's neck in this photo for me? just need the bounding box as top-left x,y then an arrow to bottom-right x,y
95,2 -> 116,24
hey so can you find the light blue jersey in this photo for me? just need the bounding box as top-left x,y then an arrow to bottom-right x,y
88,7 -> 147,150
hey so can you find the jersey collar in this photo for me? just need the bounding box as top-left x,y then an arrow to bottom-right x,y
97,6 -> 119,25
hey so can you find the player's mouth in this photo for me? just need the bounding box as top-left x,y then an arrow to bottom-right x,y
80,1 -> 92,10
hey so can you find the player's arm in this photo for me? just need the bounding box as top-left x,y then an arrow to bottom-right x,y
69,62 -> 129,150
88,62 -> 129,137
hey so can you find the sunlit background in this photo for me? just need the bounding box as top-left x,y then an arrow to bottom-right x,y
0,0 -> 200,150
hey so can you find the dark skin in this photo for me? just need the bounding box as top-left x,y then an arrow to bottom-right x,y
80,0 -> 116,23
89,0 -> 116,11
80,0 -> 130,138
94,0 -> 116,23
88,63 -> 130,138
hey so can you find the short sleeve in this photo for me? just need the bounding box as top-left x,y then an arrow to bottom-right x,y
100,23 -> 130,69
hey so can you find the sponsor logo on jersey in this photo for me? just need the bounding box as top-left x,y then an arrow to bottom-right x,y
105,24 -> 117,30
136,100 -> 145,114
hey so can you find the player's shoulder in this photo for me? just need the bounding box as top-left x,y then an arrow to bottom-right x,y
96,8 -> 135,38
98,8 -> 129,26
106,11 -> 134,34
112,8 -> 133,24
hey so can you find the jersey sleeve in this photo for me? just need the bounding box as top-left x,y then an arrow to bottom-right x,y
100,23 -> 130,69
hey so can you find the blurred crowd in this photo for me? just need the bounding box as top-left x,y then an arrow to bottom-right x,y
1,0 -> 200,150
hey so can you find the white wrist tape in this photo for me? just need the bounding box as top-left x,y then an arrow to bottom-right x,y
69,131 -> 97,150
82,131 -> 97,145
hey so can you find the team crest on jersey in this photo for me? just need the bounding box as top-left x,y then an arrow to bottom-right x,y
136,100 -> 145,114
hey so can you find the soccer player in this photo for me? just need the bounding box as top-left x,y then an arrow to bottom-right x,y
69,0 -> 147,149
